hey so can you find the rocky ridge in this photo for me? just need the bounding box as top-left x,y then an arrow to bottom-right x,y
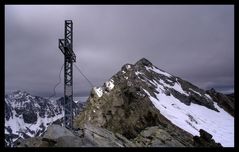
206,88 -> 234,116
74,58 -> 233,147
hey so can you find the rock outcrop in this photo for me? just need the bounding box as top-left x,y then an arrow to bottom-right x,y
206,88 -> 234,116
193,129 -> 222,147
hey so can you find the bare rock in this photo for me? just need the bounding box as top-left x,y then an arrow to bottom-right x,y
42,124 -> 74,140
193,129 -> 222,147
133,126 -> 185,147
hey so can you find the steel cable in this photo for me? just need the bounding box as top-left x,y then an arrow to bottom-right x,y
73,63 -> 94,88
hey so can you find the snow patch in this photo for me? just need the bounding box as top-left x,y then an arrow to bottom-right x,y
146,66 -> 172,78
189,88 -> 201,96
159,79 -> 172,88
126,64 -> 131,70
135,71 -> 142,76
94,87 -> 103,97
106,79 -> 114,90
158,79 -> 189,96
172,82 -> 189,96
205,94 -> 212,100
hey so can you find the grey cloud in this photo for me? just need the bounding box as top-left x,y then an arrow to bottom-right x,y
5,5 -> 234,96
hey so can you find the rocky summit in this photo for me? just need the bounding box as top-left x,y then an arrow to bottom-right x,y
74,58 -> 234,147
7,58 -> 234,147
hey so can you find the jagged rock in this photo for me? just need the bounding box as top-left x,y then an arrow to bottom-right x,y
226,93 -> 234,99
206,88 -> 234,116
199,129 -> 213,141
22,111 -> 38,124
135,58 -> 153,67
74,84 -> 170,139
193,129 -> 222,147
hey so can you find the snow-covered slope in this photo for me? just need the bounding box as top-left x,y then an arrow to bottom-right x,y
144,88 -> 233,147
140,61 -> 234,147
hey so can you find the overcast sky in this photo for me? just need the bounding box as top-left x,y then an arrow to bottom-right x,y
5,5 -> 234,97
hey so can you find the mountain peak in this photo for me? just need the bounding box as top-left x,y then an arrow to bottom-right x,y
11,90 -> 27,95
75,58 -> 234,147
135,58 -> 153,67
5,90 -> 31,100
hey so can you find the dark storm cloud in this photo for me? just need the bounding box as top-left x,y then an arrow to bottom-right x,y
5,5 -> 234,96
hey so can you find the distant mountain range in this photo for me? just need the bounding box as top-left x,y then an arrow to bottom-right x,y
4,91 -> 86,147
